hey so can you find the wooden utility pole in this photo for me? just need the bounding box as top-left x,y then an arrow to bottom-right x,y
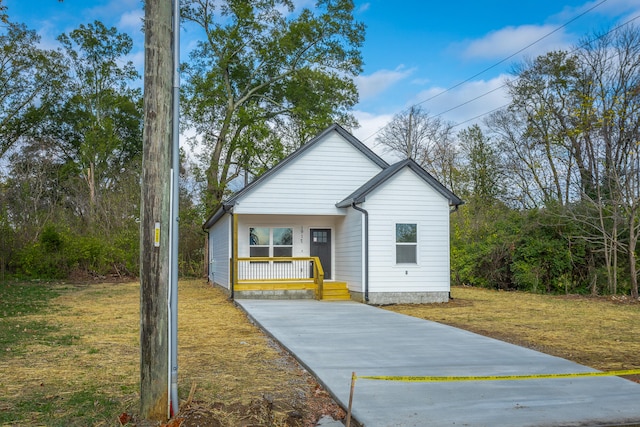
140,0 -> 172,421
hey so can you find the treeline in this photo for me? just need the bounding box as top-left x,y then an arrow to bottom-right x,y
382,26 -> 640,297
0,17 -> 204,280
2,0 -> 639,297
0,0 -> 365,281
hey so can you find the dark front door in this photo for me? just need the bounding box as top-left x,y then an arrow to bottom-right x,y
310,229 -> 331,280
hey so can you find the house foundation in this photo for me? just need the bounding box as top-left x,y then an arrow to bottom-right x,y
351,291 -> 449,305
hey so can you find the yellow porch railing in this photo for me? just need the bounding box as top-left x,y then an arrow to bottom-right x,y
233,256 -> 325,299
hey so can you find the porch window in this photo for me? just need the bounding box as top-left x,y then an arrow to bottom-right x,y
249,227 -> 293,258
396,223 -> 417,264
272,227 -> 293,257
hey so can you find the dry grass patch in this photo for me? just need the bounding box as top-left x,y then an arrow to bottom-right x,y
0,280 -> 341,426
385,286 -> 640,374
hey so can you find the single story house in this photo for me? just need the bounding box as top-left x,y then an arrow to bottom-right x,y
203,124 -> 463,304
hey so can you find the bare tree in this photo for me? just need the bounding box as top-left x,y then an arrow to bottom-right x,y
376,106 -> 457,185
489,25 -> 640,296
577,26 -> 640,298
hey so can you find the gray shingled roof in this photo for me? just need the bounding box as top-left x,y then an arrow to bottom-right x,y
336,158 -> 464,208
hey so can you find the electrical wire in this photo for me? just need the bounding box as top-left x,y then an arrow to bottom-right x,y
360,0 -> 612,142
413,0 -> 610,108
446,13 -> 640,129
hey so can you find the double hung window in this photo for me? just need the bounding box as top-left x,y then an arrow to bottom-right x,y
396,223 -> 417,264
249,227 -> 293,258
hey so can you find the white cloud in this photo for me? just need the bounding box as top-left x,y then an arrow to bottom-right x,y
86,0 -> 140,22
458,25 -> 570,61
290,0 -> 316,12
118,9 -> 144,34
125,50 -> 145,79
354,66 -> 415,100
410,77 -> 431,86
358,3 -> 371,13
555,0 -> 640,21
352,75 -> 512,153
34,22 -> 62,50
351,110 -> 401,161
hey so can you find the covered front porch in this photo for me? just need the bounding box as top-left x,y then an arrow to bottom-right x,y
232,256 -> 350,300
205,210 -> 365,299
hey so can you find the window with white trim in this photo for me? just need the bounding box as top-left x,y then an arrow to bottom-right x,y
396,223 -> 417,264
249,227 -> 293,258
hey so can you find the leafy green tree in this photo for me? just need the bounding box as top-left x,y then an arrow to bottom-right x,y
0,22 -> 63,159
451,199 -> 518,289
181,0 -> 365,211
485,25 -> 640,296
54,21 -> 142,224
2,21 -> 144,279
2,140 -> 64,245
458,124 -> 503,203
510,210 -> 576,293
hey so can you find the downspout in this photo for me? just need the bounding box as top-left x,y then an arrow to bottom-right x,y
351,202 -> 369,303
203,228 -> 210,281
449,202 -> 460,301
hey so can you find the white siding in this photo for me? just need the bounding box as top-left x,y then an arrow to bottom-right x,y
335,209 -> 363,293
365,168 -> 451,293
234,131 -> 383,215
209,213 -> 231,288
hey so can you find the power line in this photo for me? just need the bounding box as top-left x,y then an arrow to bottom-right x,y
444,13 -> 640,129
451,103 -> 510,129
413,0 -> 610,108
433,85 -> 505,118
360,0 -> 610,142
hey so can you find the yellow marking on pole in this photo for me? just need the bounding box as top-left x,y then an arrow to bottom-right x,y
358,369 -> 640,382
154,222 -> 161,247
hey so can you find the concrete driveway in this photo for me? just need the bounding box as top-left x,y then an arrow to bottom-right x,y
236,299 -> 640,427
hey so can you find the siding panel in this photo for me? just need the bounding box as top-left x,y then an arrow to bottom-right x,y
364,168 -> 451,293
209,214 -> 231,288
234,132 -> 384,215
335,209 -> 363,292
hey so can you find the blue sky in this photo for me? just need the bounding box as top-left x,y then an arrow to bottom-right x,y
5,0 -> 640,147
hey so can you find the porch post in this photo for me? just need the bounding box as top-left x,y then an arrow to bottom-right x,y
232,213 -> 238,296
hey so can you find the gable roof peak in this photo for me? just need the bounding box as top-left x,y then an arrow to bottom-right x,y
203,123 -> 389,229
336,157 -> 464,208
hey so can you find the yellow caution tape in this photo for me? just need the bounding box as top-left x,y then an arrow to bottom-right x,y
358,369 -> 640,382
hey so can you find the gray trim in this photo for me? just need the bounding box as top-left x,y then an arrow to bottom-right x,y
202,202 -> 233,230
202,123 -> 389,230
336,158 -> 464,208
